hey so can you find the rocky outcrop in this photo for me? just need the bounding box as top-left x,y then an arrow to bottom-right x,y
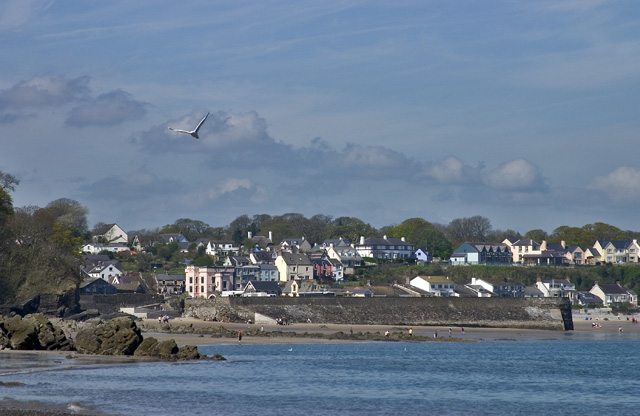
75,316 -> 143,355
74,316 -> 210,360
0,313 -> 74,351
0,314 -> 215,360
134,337 -> 204,360
0,291 -> 80,318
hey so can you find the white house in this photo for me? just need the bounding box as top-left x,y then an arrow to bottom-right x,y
535,277 -> 576,300
93,223 -> 128,244
410,276 -> 455,297
470,277 -> 525,297
355,236 -> 415,259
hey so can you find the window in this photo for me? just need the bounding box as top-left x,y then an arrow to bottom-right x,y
189,277 -> 193,283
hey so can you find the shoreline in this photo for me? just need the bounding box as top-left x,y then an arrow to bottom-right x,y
2,315 -> 638,416
136,314 -> 639,346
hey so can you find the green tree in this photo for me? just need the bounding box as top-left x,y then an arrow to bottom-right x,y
446,216 -> 492,246
327,216 -> 378,244
587,222 -> 628,242
161,218 -> 212,241
46,198 -> 89,238
523,229 -> 548,243
550,226 -> 592,248
385,218 -> 452,258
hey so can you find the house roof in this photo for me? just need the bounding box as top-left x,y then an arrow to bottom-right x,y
595,283 -> 630,295
597,240 -> 639,250
545,242 -> 567,252
512,239 -> 539,247
156,273 -> 186,282
524,286 -> 544,296
93,223 -> 117,235
245,280 -> 281,293
457,242 -> 510,253
416,275 -> 451,284
480,277 -> 524,287
359,236 -> 412,246
252,235 -> 273,249
279,252 -> 312,265
578,291 -> 603,304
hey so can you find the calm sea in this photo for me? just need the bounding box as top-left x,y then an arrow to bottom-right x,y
1,339 -> 639,415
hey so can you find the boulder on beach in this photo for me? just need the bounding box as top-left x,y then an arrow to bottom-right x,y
0,313 -> 73,351
75,316 -> 143,355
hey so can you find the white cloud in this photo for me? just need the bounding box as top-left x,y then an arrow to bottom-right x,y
424,157 -> 483,185
207,178 -> 268,203
0,74 -> 89,110
66,89 -> 147,126
485,159 -> 547,191
588,166 -> 640,201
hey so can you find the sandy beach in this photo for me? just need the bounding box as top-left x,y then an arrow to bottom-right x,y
137,313 -> 639,346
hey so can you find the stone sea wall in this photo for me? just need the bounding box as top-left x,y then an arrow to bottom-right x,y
184,297 -> 574,330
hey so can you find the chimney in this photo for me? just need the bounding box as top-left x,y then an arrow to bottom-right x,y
617,281 -> 622,287
269,231 -> 273,241
561,240 -> 565,248
383,235 -> 387,240
248,231 -> 253,239
541,240 -> 547,251
401,237 -> 406,242
360,236 -> 365,245
537,277 -> 542,282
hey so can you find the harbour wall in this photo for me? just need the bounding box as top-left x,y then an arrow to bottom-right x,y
184,297 -> 574,331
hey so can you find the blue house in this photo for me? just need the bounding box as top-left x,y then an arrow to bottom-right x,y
450,242 -> 512,266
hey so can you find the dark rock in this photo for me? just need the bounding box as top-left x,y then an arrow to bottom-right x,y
176,345 -> 200,360
75,317 -> 142,355
0,314 -> 73,351
24,313 -> 74,351
1,315 -> 39,350
134,337 -> 179,359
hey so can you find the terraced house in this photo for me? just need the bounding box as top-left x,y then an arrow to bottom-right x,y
450,242 -> 512,265
590,240 -> 640,264
355,236 -> 415,259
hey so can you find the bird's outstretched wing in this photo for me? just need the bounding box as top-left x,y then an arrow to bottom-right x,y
194,112 -> 210,134
168,127 -> 192,134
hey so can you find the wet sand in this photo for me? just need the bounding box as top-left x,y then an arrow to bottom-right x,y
139,314 -> 640,346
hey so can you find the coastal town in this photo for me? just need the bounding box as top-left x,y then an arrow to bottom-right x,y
80,223 -> 639,315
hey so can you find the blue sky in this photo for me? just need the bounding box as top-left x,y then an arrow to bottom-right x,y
1,0 -> 639,235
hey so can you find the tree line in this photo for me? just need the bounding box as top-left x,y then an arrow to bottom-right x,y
3,167 -> 640,302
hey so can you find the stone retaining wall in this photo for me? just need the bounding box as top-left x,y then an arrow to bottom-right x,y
184,297 -> 573,330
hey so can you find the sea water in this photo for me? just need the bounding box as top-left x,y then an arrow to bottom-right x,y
1,339 -> 639,415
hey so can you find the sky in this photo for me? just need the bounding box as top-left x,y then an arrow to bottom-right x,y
1,0 -> 640,235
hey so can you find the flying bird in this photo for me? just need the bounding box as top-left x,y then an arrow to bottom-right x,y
168,112 -> 209,139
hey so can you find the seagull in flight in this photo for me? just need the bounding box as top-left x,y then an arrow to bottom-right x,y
168,112 -> 209,139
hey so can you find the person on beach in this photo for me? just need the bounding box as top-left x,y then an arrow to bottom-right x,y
448,327 -> 452,337
238,330 -> 242,343
461,327 -> 465,334
409,328 -> 413,336
434,330 -> 438,338
385,330 -> 390,337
